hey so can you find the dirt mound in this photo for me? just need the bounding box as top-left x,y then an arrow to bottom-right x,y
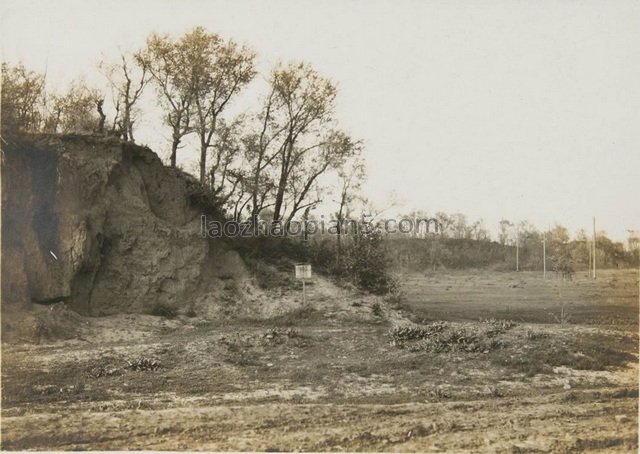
1,134 -> 235,330
1,302 -> 84,343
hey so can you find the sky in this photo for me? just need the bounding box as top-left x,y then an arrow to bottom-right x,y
2,0 -> 639,242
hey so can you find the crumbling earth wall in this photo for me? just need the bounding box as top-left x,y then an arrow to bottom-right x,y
1,134 -> 236,318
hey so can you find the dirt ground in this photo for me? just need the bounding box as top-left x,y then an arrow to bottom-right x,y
1,269 -> 638,452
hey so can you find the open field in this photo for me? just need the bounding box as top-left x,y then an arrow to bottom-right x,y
1,269 -> 638,452
400,269 -> 639,326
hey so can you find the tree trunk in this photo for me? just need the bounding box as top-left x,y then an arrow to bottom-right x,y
122,103 -> 130,141
199,116 -> 216,184
272,136 -> 294,221
336,203 -> 344,270
96,100 -> 106,133
170,137 -> 179,167
272,179 -> 286,221
199,140 -> 207,183
272,152 -> 289,221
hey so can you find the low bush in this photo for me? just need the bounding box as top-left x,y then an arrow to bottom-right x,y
391,321 -> 506,353
125,357 -> 162,371
390,321 -> 448,342
342,228 -> 398,295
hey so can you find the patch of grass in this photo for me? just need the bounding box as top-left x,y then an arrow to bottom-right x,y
287,362 -> 334,383
558,332 -> 636,370
610,388 -> 639,399
551,305 -> 572,325
492,332 -> 636,377
479,318 -> 518,337
218,335 -> 262,367
343,362 -> 377,377
429,386 -> 452,400
262,327 -> 310,348
572,436 -> 636,452
390,322 -> 448,342
263,306 -> 319,327
263,327 -> 304,339
87,364 -> 121,378
493,353 -> 553,377
227,350 -> 260,367
526,329 -> 549,341
125,357 -> 162,371
415,327 -> 485,353
391,321 -> 505,353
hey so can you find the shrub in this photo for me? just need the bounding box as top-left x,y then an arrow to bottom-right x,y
390,321 -> 506,353
390,321 -> 448,342
343,227 -> 398,294
125,357 -> 162,371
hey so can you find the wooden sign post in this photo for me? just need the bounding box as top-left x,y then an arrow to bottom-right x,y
295,263 -> 312,304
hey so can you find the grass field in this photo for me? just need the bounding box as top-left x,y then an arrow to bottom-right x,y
400,269 -> 639,326
1,269 -> 638,452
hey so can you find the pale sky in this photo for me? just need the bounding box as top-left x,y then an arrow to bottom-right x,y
2,0 -> 639,241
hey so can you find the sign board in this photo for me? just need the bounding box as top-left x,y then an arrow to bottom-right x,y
295,263 -> 312,279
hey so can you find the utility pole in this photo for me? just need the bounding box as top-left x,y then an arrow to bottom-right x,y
628,229 -> 640,308
302,277 -> 306,305
543,230 -> 546,279
516,224 -> 519,272
592,217 -> 597,279
588,238 -> 592,278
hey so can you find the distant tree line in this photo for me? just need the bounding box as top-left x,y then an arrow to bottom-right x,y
383,214 -> 639,271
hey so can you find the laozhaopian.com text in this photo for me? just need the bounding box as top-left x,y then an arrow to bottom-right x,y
201,215 -> 442,239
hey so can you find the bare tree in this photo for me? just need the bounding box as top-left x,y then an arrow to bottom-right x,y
284,130 -> 359,225
243,86 -> 288,223
96,98 -> 107,133
435,212 -> 455,239
334,153 -> 366,268
189,29 -> 256,183
46,79 -> 103,134
267,62 -> 337,221
137,27 -> 255,174
499,219 -> 513,245
241,68 -> 353,225
136,32 -> 198,167
207,117 -> 246,206
99,52 -> 149,141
